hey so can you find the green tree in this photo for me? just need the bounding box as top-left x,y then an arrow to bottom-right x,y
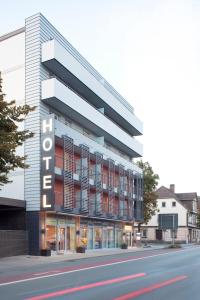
0,74 -> 35,186
136,160 -> 159,226
197,210 -> 200,228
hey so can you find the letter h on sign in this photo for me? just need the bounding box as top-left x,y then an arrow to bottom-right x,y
41,115 -> 55,209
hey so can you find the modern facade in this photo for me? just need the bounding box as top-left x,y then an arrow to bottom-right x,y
141,184 -> 200,243
0,13 -> 143,256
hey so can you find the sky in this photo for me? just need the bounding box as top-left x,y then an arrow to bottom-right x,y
1,0 -> 200,194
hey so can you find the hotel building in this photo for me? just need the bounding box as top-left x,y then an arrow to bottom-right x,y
0,13 -> 143,256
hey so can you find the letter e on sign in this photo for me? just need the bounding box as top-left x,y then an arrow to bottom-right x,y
43,175 -> 52,189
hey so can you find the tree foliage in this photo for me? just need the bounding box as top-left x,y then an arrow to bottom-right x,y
0,74 -> 35,186
197,210 -> 200,228
136,160 -> 159,224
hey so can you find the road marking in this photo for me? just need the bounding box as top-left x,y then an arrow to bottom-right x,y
26,273 -> 146,300
113,275 -> 187,300
0,248 -> 195,287
33,271 -> 61,276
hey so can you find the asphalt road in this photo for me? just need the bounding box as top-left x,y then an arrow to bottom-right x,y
0,246 -> 200,300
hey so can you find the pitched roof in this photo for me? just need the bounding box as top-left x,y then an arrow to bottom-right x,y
156,186 -> 179,200
176,193 -> 197,201
156,185 -> 198,212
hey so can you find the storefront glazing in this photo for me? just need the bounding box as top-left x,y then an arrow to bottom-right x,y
45,214 -> 76,252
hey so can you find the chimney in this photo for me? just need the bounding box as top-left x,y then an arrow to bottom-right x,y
170,184 -> 175,193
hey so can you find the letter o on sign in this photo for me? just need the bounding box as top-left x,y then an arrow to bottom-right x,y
43,137 -> 53,152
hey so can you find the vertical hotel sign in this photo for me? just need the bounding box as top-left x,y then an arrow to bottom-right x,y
41,114 -> 55,210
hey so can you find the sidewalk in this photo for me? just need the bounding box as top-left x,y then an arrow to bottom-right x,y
0,244 -> 165,269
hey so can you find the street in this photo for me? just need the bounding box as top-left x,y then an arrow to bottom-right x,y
0,246 -> 200,300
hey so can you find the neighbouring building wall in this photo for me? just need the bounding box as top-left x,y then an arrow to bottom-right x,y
0,31 -> 25,200
0,230 -> 28,258
147,198 -> 187,227
142,227 -> 189,243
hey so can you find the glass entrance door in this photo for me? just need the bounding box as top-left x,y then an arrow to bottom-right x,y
66,226 -> 70,250
66,225 -> 76,251
125,232 -> 132,247
115,230 -> 122,248
108,228 -> 114,248
58,227 -> 65,251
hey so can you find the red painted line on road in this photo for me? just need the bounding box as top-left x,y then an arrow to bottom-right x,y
26,273 -> 146,300
113,275 -> 187,300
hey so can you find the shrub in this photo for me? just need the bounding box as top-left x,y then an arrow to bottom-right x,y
76,246 -> 86,253
121,243 -> 128,249
167,244 -> 182,249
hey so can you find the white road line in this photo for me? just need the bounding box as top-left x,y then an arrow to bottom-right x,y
33,271 -> 61,276
0,247 -> 198,287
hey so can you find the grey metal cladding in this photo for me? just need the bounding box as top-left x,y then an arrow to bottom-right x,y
25,14 -> 42,211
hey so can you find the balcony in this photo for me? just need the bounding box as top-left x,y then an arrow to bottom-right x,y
42,79 -> 142,158
42,39 -> 143,136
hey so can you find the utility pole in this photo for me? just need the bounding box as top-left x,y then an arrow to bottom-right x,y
172,215 -> 175,246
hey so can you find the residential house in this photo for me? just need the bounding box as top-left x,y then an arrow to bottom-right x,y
141,184 -> 200,243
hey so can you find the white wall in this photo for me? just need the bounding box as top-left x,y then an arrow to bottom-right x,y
42,39 -> 143,134
42,78 -> 143,157
147,198 -> 187,227
0,32 -> 25,200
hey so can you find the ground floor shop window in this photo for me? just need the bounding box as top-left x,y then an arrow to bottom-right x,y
46,215 -> 76,252
88,226 -> 93,249
108,228 -> 114,248
66,226 -> 75,251
102,228 -> 107,248
94,227 -> 102,248
80,226 -> 88,248
46,225 -> 56,250
115,229 -> 122,248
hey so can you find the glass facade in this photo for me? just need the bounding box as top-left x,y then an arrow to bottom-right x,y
80,221 -> 122,250
45,214 -> 76,252
44,214 -> 126,252
46,225 -> 56,251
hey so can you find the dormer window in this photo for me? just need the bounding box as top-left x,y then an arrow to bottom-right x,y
172,201 -> 176,207
162,202 -> 166,207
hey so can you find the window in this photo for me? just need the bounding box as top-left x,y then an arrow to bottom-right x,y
172,202 -> 176,207
142,229 -> 147,238
162,202 -> 166,207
